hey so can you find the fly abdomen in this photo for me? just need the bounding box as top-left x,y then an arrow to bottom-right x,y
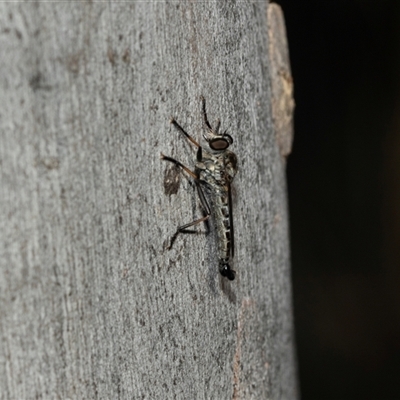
219,259 -> 235,281
213,193 -> 234,276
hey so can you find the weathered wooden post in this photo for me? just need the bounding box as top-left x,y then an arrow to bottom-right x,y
0,2 -> 297,398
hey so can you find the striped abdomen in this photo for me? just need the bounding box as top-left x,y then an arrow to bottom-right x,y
213,189 -> 232,264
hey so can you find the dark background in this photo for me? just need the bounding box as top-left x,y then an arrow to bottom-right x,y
275,1 -> 400,399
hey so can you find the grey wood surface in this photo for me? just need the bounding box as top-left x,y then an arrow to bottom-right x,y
0,2 -> 298,399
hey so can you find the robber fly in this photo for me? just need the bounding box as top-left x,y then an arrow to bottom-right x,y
161,96 -> 238,280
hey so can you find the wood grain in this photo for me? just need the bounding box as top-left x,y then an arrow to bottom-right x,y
0,2 -> 297,398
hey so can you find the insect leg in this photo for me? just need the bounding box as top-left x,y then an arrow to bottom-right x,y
170,118 -> 203,161
195,180 -> 211,216
161,155 -> 211,249
166,182 -> 212,250
214,119 -> 221,134
201,95 -> 213,131
170,118 -> 201,148
167,213 -> 210,250
160,154 -> 198,179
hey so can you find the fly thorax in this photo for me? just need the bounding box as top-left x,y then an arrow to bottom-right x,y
223,151 -> 238,182
196,157 -> 224,186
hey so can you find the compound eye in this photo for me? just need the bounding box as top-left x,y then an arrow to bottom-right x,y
210,138 -> 229,150
224,134 -> 233,144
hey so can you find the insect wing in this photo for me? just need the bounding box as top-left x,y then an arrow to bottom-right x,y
228,183 -> 234,258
